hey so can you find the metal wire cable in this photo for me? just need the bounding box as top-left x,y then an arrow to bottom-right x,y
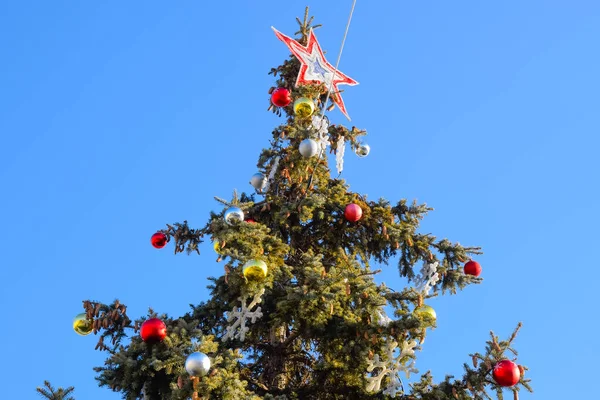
321,0 -> 358,117
306,0 -> 358,190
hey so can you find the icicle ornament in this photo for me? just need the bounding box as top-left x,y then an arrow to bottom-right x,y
335,136 -> 345,174
222,289 -> 265,342
262,156 -> 281,193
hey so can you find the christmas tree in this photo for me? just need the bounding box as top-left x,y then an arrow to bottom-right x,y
42,9 -> 532,400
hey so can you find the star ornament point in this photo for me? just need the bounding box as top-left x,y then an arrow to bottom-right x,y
272,26 -> 358,120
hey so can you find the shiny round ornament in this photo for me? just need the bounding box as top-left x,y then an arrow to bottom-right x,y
151,232 -> 167,249
243,259 -> 268,281
271,87 -> 292,107
185,352 -> 211,377
140,318 -> 167,344
213,241 -> 222,254
250,173 -> 266,191
224,207 -> 244,225
414,305 -> 437,325
355,143 -> 370,158
73,313 -> 93,336
344,203 -> 363,222
464,260 -> 482,277
492,360 -> 521,387
293,97 -> 315,118
299,138 -> 319,158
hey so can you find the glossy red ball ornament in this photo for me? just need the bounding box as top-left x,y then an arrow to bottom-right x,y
492,360 -> 520,387
271,88 -> 292,107
344,203 -> 363,222
140,318 -> 167,344
151,232 -> 167,249
246,218 -> 256,224
464,260 -> 482,277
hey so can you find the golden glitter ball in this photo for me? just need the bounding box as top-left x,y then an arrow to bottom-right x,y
73,313 -> 93,336
414,305 -> 437,325
242,259 -> 268,281
293,97 -> 315,118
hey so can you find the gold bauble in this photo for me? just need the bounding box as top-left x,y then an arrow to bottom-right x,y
73,313 -> 93,336
414,305 -> 437,325
213,241 -> 222,254
242,259 -> 268,281
293,97 -> 315,118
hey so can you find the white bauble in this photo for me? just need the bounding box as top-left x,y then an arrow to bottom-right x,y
299,138 -> 319,158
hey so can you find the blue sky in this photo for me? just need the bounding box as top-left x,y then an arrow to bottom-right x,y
1,1 -> 598,398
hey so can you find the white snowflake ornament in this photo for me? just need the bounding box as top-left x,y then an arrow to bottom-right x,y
310,114 -> 346,174
414,261 -> 440,295
372,307 -> 393,327
311,115 -> 330,153
222,289 -> 265,342
365,339 -> 419,397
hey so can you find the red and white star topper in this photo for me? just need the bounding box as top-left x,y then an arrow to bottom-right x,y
272,27 -> 358,120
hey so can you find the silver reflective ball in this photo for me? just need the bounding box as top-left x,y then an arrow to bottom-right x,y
185,352 -> 211,377
250,173 -> 266,191
224,207 -> 244,225
355,143 -> 370,158
299,138 -> 319,158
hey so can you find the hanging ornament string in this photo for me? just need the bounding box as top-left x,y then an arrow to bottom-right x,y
307,0 -> 358,190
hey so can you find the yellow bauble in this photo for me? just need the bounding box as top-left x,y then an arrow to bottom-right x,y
243,260 -> 268,281
73,313 -> 93,336
293,97 -> 315,118
213,241 -> 222,254
414,305 -> 437,325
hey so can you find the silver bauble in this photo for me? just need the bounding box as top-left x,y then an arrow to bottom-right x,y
250,173 -> 266,191
224,207 -> 244,225
299,138 -> 319,158
355,143 -> 370,158
185,352 -> 211,377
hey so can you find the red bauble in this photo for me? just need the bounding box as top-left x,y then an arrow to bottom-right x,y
151,232 -> 167,249
271,88 -> 292,107
464,260 -> 482,277
246,218 -> 256,223
492,360 -> 521,387
344,203 -> 363,222
140,318 -> 167,344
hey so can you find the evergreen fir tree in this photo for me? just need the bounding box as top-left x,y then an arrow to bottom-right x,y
42,8 -> 532,400
36,381 -> 75,400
